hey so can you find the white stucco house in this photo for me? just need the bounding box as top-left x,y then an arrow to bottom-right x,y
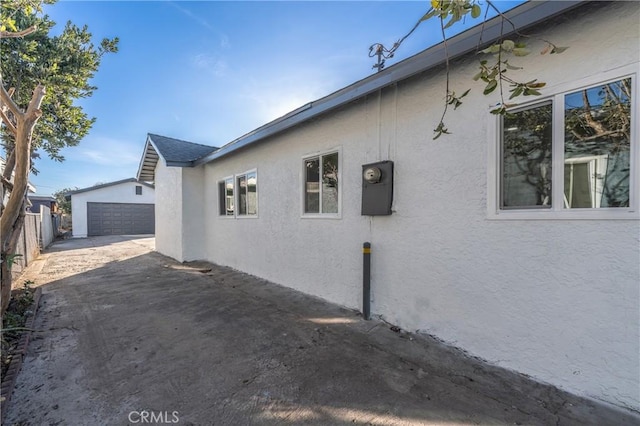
137,1 -> 640,414
66,178 -> 155,238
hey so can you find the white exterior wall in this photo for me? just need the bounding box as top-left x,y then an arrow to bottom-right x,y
155,162 -> 184,261
154,161 -> 206,262
182,166 -> 206,261
159,2 -> 639,412
71,181 -> 155,238
40,205 -> 55,248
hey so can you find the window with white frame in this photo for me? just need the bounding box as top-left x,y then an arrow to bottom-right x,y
218,177 -> 234,216
494,74 -> 636,217
236,170 -> 257,216
303,150 -> 339,215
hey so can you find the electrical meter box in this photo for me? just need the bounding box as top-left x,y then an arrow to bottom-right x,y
361,160 -> 393,216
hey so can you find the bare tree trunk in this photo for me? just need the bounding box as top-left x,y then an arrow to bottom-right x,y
0,202 -> 25,314
0,83 -> 45,316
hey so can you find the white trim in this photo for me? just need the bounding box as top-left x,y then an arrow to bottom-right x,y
487,65 -> 639,220
300,147 -> 342,219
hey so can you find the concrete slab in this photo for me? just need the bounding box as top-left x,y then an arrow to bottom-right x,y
4,236 -> 638,425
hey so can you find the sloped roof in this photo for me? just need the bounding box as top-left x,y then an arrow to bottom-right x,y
137,133 -> 218,182
64,178 -> 154,200
28,195 -> 56,202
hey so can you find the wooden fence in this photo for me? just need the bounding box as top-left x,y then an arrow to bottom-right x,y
10,208 -> 60,283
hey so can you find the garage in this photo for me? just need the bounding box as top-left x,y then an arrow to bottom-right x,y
66,178 -> 155,238
87,203 -> 155,236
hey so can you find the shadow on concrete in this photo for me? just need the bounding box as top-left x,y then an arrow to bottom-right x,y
46,234 -> 154,253
5,236 -> 638,425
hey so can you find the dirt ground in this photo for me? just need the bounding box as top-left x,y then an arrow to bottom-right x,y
3,235 -> 638,425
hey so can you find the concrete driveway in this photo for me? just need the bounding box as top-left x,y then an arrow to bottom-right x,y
4,236 -> 636,425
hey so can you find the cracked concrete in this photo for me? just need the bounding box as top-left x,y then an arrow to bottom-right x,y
4,235 -> 639,425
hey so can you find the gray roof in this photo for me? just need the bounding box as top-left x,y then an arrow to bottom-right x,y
137,134 -> 218,182
64,178 -> 154,200
193,0 -> 582,166
28,195 -> 56,201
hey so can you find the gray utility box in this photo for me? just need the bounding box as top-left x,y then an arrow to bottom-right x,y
361,160 -> 393,216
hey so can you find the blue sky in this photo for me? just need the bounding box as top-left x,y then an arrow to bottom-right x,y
27,0 -> 521,196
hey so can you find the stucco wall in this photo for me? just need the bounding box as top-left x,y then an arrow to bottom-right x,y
71,181 -> 155,238
154,162 -> 184,261
40,205 -> 55,248
162,2 -> 639,412
182,166 -> 206,261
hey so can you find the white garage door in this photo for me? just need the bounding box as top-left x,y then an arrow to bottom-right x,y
87,203 -> 155,236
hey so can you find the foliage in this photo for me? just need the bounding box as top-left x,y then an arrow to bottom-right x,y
52,186 -> 76,213
370,0 -> 568,139
1,281 -> 36,379
1,0 -> 118,316
1,0 -> 119,162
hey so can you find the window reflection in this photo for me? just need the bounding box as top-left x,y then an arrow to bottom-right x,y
322,152 -> 339,214
304,152 -> 339,215
305,158 -> 320,213
247,172 -> 257,215
225,177 -> 234,215
564,78 -> 631,208
237,175 -> 247,215
501,102 -> 553,209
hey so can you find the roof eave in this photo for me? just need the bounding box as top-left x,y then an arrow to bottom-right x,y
137,135 -> 163,182
194,0 -> 584,167
66,178 -> 154,198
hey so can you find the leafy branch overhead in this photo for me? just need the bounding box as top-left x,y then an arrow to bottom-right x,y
370,0 -> 568,139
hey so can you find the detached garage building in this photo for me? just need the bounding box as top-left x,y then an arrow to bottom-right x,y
66,179 -> 155,238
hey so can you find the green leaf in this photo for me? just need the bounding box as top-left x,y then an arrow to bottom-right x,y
551,46 -> 569,54
504,62 -> 522,71
421,10 -> 438,21
501,40 -> 515,51
483,79 -> 498,95
512,47 -> 531,57
481,44 -> 501,54
509,86 -> 523,99
471,4 -> 481,18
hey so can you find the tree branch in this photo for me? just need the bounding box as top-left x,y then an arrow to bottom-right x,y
0,107 -> 18,135
0,176 -> 13,192
0,25 -> 37,39
2,149 -> 16,180
0,83 -> 22,118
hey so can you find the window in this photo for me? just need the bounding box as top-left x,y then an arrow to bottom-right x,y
218,177 -> 234,216
303,150 -> 340,216
491,72 -> 637,219
135,185 -> 142,195
236,170 -> 257,216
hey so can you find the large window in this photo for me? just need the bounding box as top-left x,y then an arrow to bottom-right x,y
492,73 -> 636,219
218,171 -> 257,217
303,150 -> 340,216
